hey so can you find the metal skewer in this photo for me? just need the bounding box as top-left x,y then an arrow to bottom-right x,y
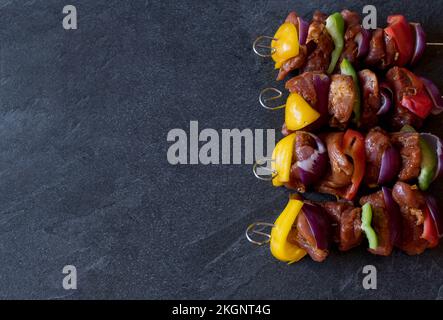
253,36 -> 278,57
252,158 -> 278,181
253,32 -> 443,58
259,87 -> 286,110
245,222 -> 275,245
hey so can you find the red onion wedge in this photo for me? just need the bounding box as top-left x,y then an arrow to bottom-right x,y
419,76 -> 443,115
296,132 -> 328,186
313,73 -> 331,123
425,195 -> 443,238
355,28 -> 371,58
410,23 -> 426,66
304,73 -> 331,131
378,83 -> 394,116
378,146 -> 401,185
298,17 -> 309,46
313,73 -> 331,115
302,203 -> 331,250
382,187 -> 401,244
420,133 -> 443,181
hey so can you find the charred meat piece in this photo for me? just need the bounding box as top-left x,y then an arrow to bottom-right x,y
392,182 -> 429,255
386,67 -> 425,130
322,201 -> 363,251
359,191 -> 394,256
285,132 -> 318,192
328,75 -> 356,129
365,28 -> 386,68
302,11 -> 334,73
340,10 -> 362,67
317,132 -> 353,197
358,69 -> 381,130
364,127 -> 391,186
390,132 -> 421,181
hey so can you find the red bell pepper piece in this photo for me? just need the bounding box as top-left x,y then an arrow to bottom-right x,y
342,129 -> 366,201
423,206 -> 439,248
402,91 -> 433,119
393,68 -> 433,119
385,15 -> 413,66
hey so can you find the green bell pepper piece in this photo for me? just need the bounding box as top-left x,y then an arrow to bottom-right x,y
326,12 -> 345,74
400,125 -> 437,191
361,203 -> 378,250
400,124 -> 415,133
418,137 -> 437,191
340,58 -> 361,124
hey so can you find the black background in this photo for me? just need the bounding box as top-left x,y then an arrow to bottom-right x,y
1,0 -> 443,299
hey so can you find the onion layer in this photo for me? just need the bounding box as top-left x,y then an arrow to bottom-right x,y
382,187 -> 401,244
355,28 -> 371,58
296,132 -> 328,186
378,146 -> 401,185
420,133 -> 443,181
302,203 -> 331,250
410,23 -> 426,66
425,195 -> 443,238
419,76 -> 443,115
298,17 -> 309,46
378,84 -> 393,116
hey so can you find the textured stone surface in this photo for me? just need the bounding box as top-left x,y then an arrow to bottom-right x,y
1,0 -> 443,299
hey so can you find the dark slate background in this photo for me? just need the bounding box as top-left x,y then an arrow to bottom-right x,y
1,0 -> 443,299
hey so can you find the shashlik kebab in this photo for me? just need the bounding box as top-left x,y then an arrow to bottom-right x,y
253,127 -> 443,200
253,10 -> 430,81
260,65 -> 443,134
246,184 -> 443,263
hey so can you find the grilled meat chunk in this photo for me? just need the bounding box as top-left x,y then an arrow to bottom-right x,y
302,11 -> 334,73
358,69 -> 381,130
290,210 -> 329,262
390,132 -> 421,181
386,67 -> 425,130
317,132 -> 353,196
364,128 -> 391,186
285,72 -> 318,106
392,182 -> 429,255
277,45 -> 308,81
328,75 -> 356,129
340,10 -> 362,67
365,28 -> 385,68
322,201 -> 363,251
285,132 -> 318,192
360,191 -> 394,256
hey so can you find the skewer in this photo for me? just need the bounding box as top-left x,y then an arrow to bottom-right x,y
252,36 -> 278,57
245,222 -> 274,245
258,87 -> 286,110
253,36 -> 443,58
252,158 -> 278,181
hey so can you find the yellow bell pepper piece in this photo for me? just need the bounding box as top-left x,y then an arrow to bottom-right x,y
270,197 -> 307,263
271,133 -> 296,187
272,22 -> 299,69
285,93 -> 320,131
